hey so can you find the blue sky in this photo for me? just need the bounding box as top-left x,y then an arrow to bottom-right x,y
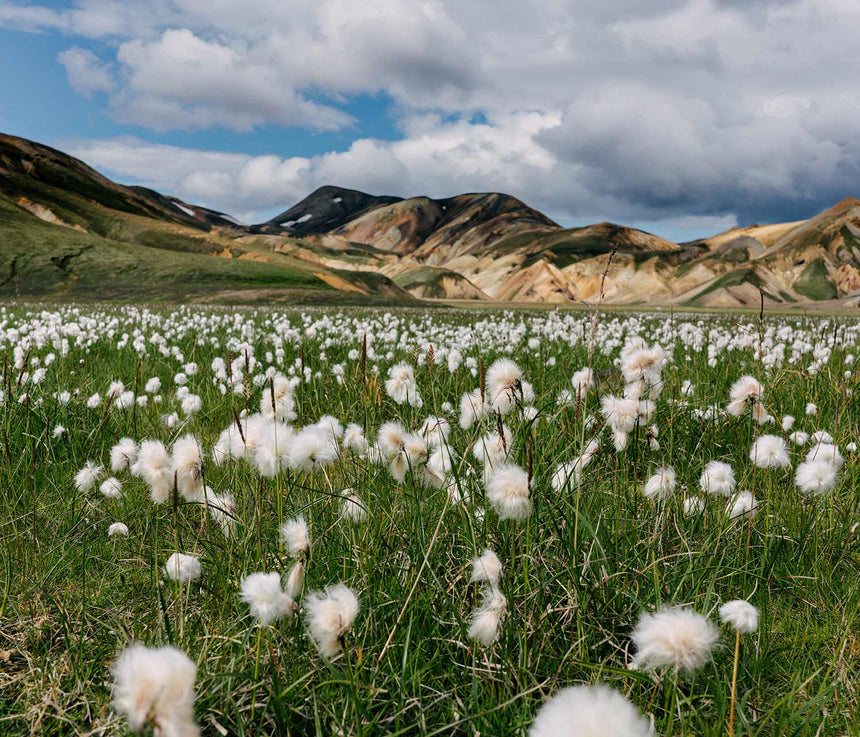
1,0 -> 859,238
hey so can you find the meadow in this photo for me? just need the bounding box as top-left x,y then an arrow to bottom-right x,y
0,303 -> 858,736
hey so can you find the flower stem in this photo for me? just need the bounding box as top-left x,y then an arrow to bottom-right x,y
728,629 -> 741,735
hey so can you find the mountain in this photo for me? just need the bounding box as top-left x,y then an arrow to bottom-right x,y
1,131 -> 858,307
0,134 -> 412,303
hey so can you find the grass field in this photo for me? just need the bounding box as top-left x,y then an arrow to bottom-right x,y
1,303 -> 858,735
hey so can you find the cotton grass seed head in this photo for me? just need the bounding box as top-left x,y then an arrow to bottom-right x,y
719,600 -> 759,634
699,460 -> 736,497
470,549 -> 503,586
643,466 -> 676,501
280,515 -> 310,557
164,553 -> 201,584
108,522 -> 129,537
727,491 -> 757,520
529,684 -> 653,737
630,606 -> 719,673
750,435 -> 790,468
304,583 -> 360,658
486,464 -> 532,520
112,643 -> 199,737
100,477 -> 123,499
240,572 -> 296,626
110,438 -> 137,472
74,461 -> 102,492
132,440 -> 173,503
468,586 -> 507,647
795,460 -> 837,495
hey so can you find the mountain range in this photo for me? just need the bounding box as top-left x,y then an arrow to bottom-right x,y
1,132 -> 859,308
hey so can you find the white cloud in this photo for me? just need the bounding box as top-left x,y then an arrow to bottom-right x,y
57,47 -> 114,97
9,0 -> 860,224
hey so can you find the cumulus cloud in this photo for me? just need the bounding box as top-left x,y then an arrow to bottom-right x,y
57,47 -> 114,97
9,0 -> 860,226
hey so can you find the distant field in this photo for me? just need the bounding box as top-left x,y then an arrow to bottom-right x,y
1,303 -> 858,735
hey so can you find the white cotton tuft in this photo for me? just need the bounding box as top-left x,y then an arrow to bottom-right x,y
131,439 -> 173,503
240,572 -> 295,626
304,583 -> 360,658
470,549 -> 503,586
726,491 -> 757,520
385,362 -> 423,407
110,438 -> 137,472
795,460 -> 837,495
468,586 -> 507,647
459,388 -> 489,430
749,435 -> 790,468
719,600 -> 759,634
699,460 -> 736,497
260,373 -> 296,422
100,477 -> 123,499
485,358 -> 524,415
805,443 -> 844,469
486,464 -> 531,520
172,435 -> 205,502
684,497 -> 705,516
781,415 -> 795,432
726,375 -> 765,421
630,607 -> 719,673
285,560 -> 305,599
74,461 -> 102,492
529,684 -> 652,737
280,515 -> 310,557
340,490 -> 367,523
111,643 -> 199,736
108,522 -> 129,537
163,553 -> 201,584
643,467 -> 676,501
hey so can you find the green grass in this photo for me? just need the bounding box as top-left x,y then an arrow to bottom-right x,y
0,304 -> 858,735
794,259 -> 838,301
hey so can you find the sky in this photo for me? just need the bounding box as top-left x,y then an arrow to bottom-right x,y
1,0 -> 859,241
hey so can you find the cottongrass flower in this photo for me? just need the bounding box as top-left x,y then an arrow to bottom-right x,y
280,515 -> 310,557
720,599 -> 759,736
342,423 -> 368,454
100,477 -> 123,499
630,606 -> 719,673
472,426 -> 513,467
795,460 -> 837,495
470,549 -> 503,586
132,440 -> 173,503
552,439 -> 600,491
485,358 -> 524,415
260,373 -> 296,422
811,430 -> 833,444
285,560 -> 305,599
727,491 -> 757,520
240,572 -> 296,626
643,467 -> 676,501
164,553 -> 201,584
459,388 -> 489,430
385,361 -> 423,407
699,460 -> 736,497
789,430 -> 809,446
571,367 -> 594,398
172,435 -> 205,501
304,583 -> 360,658
111,438 -> 138,472
486,464 -> 531,520
749,435 -> 790,468
52,424 -> 65,439
719,600 -> 759,634
108,522 -> 129,537
529,684 -> 652,737
684,497 -> 705,516
781,415 -> 795,432
112,643 -> 199,737
805,402 -> 818,416
204,489 -> 235,537
144,376 -> 162,393
74,461 -> 102,492
468,586 -> 507,647
340,490 -> 367,523
727,375 -> 768,423
806,443 -> 844,469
